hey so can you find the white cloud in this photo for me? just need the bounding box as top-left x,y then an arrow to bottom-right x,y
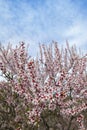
0,0 -> 86,56
64,20 -> 87,52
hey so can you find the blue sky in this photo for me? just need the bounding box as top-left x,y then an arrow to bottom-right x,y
0,0 -> 87,56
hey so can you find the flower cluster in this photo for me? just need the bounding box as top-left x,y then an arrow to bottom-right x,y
0,41 -> 87,129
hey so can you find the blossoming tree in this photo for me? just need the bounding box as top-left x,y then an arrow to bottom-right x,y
0,42 -> 87,130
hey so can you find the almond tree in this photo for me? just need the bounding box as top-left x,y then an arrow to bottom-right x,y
0,42 -> 87,130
